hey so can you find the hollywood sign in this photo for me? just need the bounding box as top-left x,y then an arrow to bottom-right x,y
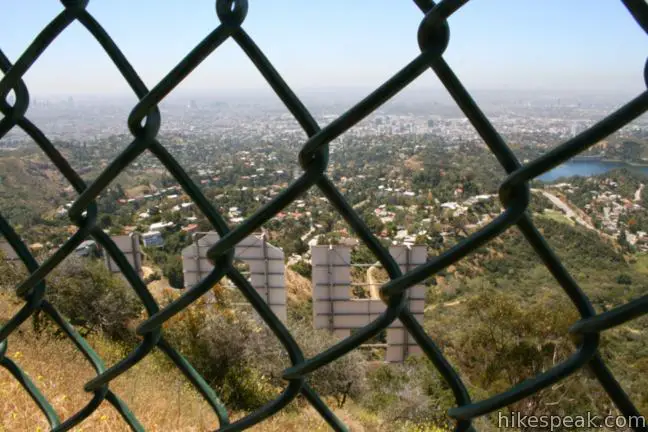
1,234 -> 143,276
180,234 -> 427,363
181,232 -> 287,322
103,233 -> 143,276
311,244 -> 426,363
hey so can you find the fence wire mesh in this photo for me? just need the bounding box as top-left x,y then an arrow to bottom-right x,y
0,0 -> 647,430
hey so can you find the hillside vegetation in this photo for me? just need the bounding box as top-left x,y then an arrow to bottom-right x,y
0,155 -> 69,227
1,142 -> 648,430
0,257 -> 442,431
2,213 -> 647,430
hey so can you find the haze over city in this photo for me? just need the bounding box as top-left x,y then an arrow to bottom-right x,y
2,0 -> 646,97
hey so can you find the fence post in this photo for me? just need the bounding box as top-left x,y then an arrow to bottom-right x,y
327,245 -> 334,332
195,234 -> 201,284
262,233 -> 271,307
403,245 -> 412,361
131,232 -> 141,276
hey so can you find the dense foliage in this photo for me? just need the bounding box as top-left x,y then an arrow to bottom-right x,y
0,255 -> 142,339
162,287 -> 367,410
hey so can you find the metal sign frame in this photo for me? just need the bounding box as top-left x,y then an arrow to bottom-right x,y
182,232 -> 287,322
311,244 -> 426,362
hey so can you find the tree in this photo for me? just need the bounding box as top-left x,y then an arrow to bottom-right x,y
164,296 -> 367,411
284,237 -> 307,256
163,255 -> 184,289
363,212 -> 384,234
289,260 -> 312,278
619,229 -> 633,253
616,273 -> 632,285
99,214 -> 112,229
42,256 -> 142,339
352,244 -> 376,265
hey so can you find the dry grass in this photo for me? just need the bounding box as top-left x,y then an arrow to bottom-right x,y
0,296 -> 221,431
0,292 -> 386,431
284,268 -> 311,304
124,185 -> 152,199
403,156 -> 423,172
246,405 -> 372,432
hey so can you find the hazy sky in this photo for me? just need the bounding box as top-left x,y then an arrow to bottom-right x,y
1,1 -> 646,97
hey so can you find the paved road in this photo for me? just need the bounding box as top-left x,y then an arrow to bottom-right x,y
300,221 -> 315,241
635,184 -> 644,202
533,189 -> 596,231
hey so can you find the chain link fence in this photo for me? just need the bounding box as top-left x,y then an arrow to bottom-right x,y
0,0 -> 647,430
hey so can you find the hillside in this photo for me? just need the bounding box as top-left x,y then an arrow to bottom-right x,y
0,291 -> 373,432
0,271 -> 424,432
423,216 -> 648,418
0,154 -> 70,226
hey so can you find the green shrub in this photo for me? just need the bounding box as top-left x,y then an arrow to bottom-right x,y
289,260 -> 312,279
0,253 -> 26,290
163,292 -> 367,410
616,273 -> 632,285
163,255 -> 184,288
287,298 -> 312,324
43,256 -> 142,339
361,357 -> 454,429
279,321 -> 368,408
144,271 -> 161,284
163,298 -> 280,409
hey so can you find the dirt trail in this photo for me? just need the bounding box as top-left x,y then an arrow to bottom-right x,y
141,265 -> 172,300
367,265 -> 381,299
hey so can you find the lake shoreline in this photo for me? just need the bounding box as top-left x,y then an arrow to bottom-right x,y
571,156 -> 648,168
538,159 -> 648,182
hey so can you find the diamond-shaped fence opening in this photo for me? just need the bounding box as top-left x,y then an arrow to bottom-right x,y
0,0 -> 647,431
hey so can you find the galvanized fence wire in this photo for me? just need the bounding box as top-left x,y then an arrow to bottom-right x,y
0,0 -> 646,430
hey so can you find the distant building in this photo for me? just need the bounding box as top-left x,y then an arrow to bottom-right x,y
182,223 -> 199,233
149,221 -> 174,231
441,202 -> 459,210
142,231 -> 164,248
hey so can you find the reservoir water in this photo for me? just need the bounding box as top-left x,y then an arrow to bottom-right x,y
537,160 -> 648,182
